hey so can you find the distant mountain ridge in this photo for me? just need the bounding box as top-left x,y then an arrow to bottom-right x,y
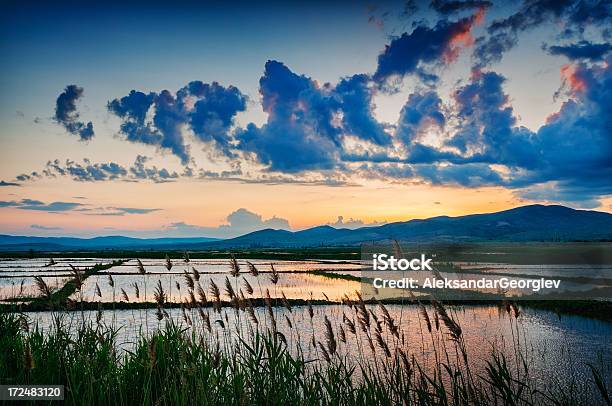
1,205 -> 611,251
192,204 -> 612,248
0,235 -> 219,251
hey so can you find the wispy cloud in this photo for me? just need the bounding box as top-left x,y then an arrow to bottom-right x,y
82,207 -> 161,216
0,200 -> 84,212
31,224 -> 63,231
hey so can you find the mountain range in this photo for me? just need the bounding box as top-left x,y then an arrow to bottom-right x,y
1,205 -> 611,251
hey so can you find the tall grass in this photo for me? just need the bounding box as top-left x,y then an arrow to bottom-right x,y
0,258 -> 610,406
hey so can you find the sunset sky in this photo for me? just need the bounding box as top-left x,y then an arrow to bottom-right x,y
1,0 -> 610,238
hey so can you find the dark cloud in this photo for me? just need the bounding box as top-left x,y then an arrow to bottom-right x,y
108,82 -> 247,164
475,0 -> 611,66
151,90 -> 191,164
0,181 -> 20,187
430,0 -> 492,14
335,74 -> 391,145
235,60 -> 342,172
373,12 -> 483,83
388,59 -> 611,205
54,85 -> 94,140
446,70 -> 538,168
107,90 -> 160,145
415,162 -> 506,187
545,40 -> 611,60
185,81 -> 248,155
396,91 -> 445,146
235,61 -> 399,172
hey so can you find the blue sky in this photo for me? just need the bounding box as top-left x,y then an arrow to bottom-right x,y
0,0 -> 610,237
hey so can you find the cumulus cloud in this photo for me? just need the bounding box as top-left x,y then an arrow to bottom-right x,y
396,91 -> 446,147
163,208 -> 291,238
186,81 -> 248,155
373,11 -> 484,83
397,58 -> 610,205
21,3 -> 611,209
235,61 -> 396,172
54,85 -> 94,140
328,216 -> 386,229
335,74 -> 391,145
108,82 -> 247,164
235,61 -> 343,172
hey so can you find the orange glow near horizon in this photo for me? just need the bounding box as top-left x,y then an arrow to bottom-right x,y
0,173 -> 575,237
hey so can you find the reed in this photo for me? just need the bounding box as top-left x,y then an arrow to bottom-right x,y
0,256 -> 609,406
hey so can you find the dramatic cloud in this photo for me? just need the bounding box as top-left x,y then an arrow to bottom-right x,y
545,40 -> 611,61
185,81 -> 248,155
373,11 -> 484,83
108,82 -> 247,164
396,91 -> 445,147
163,208 -> 291,238
474,0 -> 611,66
0,181 -> 20,187
235,61 -> 342,172
235,61 -> 394,172
398,58 -> 610,205
107,90 -> 159,145
335,74 -> 391,145
54,85 -> 94,140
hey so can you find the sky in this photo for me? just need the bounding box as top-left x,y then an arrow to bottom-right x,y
0,0 -> 610,238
